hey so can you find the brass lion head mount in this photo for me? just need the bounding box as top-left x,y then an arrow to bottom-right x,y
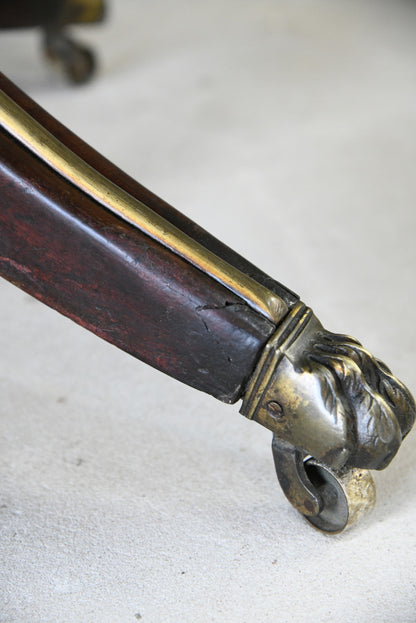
241,302 -> 415,530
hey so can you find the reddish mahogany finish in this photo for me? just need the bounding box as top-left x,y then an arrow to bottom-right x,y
0,74 -> 296,402
0,74 -> 297,309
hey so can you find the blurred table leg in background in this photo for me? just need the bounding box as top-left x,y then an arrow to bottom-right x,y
0,0 -> 106,84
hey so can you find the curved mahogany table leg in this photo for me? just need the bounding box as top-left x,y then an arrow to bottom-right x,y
1,73 -> 414,531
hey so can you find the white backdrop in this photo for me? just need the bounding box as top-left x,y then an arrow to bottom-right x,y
1,1 -> 416,621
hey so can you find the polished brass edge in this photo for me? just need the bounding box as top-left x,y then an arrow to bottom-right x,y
0,89 -> 288,325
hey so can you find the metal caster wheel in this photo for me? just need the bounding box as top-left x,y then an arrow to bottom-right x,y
272,437 -> 376,534
61,42 -> 96,85
302,458 -> 376,533
44,35 -> 97,84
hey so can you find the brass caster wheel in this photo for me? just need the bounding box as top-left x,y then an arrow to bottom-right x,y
272,437 -> 376,534
61,43 -> 96,85
302,459 -> 376,534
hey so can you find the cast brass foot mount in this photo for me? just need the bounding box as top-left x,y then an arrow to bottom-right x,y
241,302 -> 415,533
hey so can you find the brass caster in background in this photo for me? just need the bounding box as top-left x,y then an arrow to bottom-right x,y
44,34 -> 96,85
0,0 -> 106,85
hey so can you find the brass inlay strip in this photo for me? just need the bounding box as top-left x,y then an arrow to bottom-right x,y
0,90 -> 288,324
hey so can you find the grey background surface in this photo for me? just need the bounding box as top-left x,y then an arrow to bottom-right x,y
1,1 -> 416,621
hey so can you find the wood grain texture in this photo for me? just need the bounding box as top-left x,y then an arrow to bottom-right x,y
0,128 -> 275,402
0,73 -> 298,309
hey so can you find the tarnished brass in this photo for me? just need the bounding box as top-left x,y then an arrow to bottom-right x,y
0,90 -> 288,325
242,302 -> 415,531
